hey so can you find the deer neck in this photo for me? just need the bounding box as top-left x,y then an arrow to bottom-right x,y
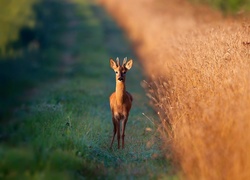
116,80 -> 126,105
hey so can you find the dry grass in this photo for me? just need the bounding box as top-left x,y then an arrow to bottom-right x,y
100,0 -> 250,179
150,24 -> 250,180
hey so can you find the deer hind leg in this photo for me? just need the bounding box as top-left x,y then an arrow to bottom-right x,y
121,117 -> 128,149
110,118 -> 116,149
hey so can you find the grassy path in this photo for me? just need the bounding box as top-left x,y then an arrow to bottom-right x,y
0,0 -> 172,179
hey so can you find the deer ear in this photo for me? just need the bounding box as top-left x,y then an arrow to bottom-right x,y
125,59 -> 133,70
110,59 -> 117,69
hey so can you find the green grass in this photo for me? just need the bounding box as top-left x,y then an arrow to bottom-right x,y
189,0 -> 250,14
0,0 -> 173,179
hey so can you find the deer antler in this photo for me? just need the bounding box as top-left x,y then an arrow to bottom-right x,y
122,57 -> 127,66
116,57 -> 120,66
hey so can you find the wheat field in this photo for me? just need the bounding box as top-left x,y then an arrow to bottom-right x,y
100,0 -> 250,179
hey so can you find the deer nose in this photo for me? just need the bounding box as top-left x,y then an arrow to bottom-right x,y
118,77 -> 124,81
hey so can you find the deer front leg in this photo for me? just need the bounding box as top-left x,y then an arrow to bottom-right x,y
110,118 -> 116,149
121,118 -> 128,149
117,121 -> 121,149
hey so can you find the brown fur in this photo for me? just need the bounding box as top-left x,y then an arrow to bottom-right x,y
109,57 -> 133,149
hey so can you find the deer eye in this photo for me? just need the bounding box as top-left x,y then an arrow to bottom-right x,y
115,71 -> 118,74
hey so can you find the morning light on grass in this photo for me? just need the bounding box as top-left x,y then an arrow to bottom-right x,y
1,0 -> 250,179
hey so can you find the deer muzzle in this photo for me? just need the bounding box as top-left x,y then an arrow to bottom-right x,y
118,77 -> 124,81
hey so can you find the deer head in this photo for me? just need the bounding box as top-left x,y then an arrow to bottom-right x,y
110,57 -> 133,82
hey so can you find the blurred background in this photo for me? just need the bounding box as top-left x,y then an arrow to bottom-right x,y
0,0 -> 66,120
190,0 -> 250,14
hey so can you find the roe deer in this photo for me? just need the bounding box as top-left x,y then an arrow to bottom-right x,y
109,57 -> 133,149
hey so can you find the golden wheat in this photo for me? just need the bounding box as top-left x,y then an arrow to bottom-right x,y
100,0 -> 250,179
